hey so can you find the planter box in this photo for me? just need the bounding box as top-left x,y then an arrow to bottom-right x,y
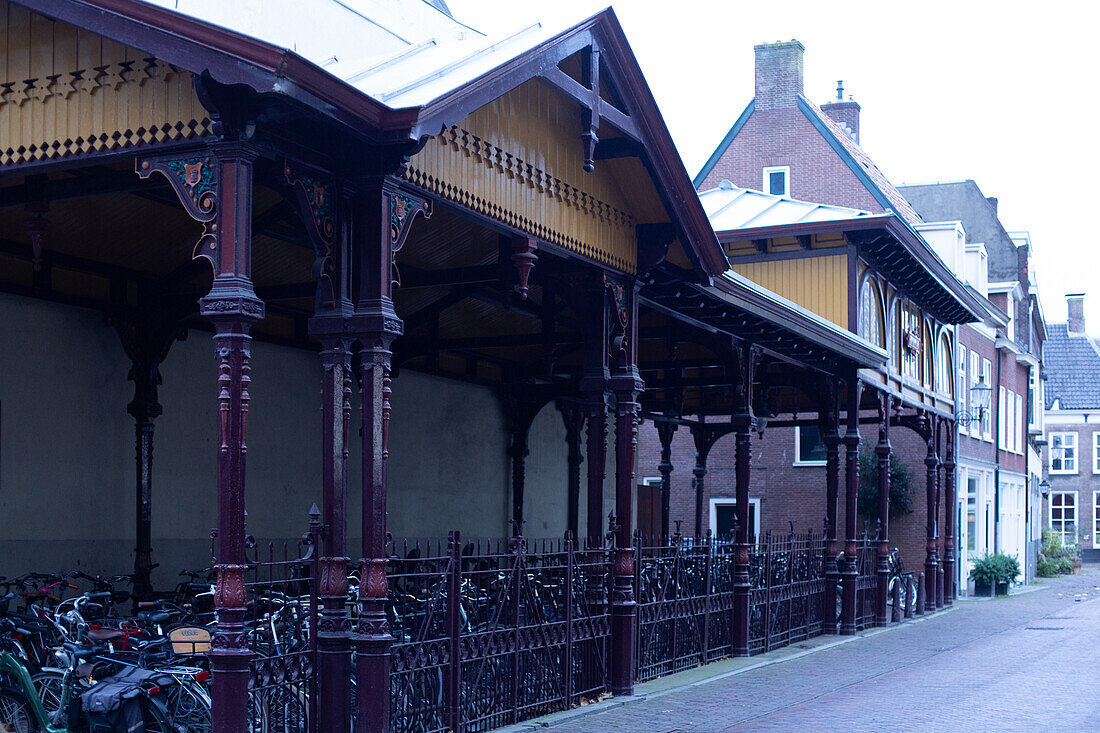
975,580 -> 1010,597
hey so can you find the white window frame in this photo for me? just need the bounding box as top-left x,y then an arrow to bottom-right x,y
1049,432 -> 1078,474
1094,491 -> 1100,546
1014,393 -> 1023,454
958,345 -> 968,433
708,497 -> 761,542
982,358 -> 993,441
998,386 -> 1006,448
1093,432 -> 1100,474
763,165 -> 790,197
969,351 -> 981,438
1028,367 -> 1040,431
793,426 -> 827,466
1049,491 -> 1077,547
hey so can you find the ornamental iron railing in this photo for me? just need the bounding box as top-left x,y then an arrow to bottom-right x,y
384,532 -> 611,733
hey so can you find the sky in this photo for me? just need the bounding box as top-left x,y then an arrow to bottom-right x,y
446,0 -> 1100,328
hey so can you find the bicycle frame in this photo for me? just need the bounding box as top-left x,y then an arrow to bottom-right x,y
0,650 -> 66,732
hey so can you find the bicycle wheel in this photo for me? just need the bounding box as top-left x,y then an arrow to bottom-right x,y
140,693 -> 176,733
0,688 -> 39,733
163,678 -> 212,733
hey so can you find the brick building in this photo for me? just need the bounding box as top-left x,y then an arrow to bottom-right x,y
1042,294 -> 1100,561
638,39 -> 989,593
901,182 -> 1048,589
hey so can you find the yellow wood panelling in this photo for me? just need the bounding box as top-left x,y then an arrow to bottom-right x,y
0,0 -> 211,167
405,80 -> 647,273
732,254 -> 848,327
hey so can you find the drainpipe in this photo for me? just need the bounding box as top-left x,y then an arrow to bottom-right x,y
994,348 -> 1003,554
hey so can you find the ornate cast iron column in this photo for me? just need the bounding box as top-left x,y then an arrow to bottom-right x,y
287,159 -> 355,732
139,142 -> 264,733
352,182 -> 431,733
607,274 -> 642,696
559,400 -> 585,540
581,275 -> 610,548
821,409 -> 842,634
731,344 -> 759,657
656,420 -> 677,540
840,375 -> 862,636
924,415 -> 940,612
691,425 -> 719,539
943,423 -> 957,605
874,393 -> 892,627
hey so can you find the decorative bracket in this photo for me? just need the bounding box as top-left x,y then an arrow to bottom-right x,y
604,273 -> 629,356
283,160 -> 337,308
510,235 -> 539,300
388,190 -> 432,254
137,153 -> 219,266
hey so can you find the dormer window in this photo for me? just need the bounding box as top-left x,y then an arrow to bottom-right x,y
763,166 -> 790,197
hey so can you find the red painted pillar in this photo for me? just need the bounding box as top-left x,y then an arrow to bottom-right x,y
656,421 -> 677,541
924,416 -> 940,612
731,410 -> 753,656
608,275 -> 641,696
202,146 -> 263,733
874,393 -> 892,627
352,183 -> 430,733
840,377 -> 862,636
822,415 -> 841,634
943,424 -> 957,605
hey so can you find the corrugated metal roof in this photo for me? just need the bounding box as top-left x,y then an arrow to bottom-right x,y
137,0 -> 578,109
699,181 -> 871,232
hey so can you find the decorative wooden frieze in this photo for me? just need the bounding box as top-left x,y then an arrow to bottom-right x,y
0,1 -> 212,167
405,123 -> 637,273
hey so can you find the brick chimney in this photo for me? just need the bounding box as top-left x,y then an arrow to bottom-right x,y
821,99 -> 860,144
754,40 -> 804,111
1067,293 -> 1086,335
986,196 -> 998,213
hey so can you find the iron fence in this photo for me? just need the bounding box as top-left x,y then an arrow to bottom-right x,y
384,532 -> 611,733
633,533 -> 732,681
854,536 -> 877,631
226,517 -> 320,733
748,531 -> 825,654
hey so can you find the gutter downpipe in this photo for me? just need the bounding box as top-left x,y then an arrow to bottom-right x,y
994,346 -> 1003,554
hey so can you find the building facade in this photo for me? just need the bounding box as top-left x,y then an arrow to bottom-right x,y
1042,294 -> 1100,561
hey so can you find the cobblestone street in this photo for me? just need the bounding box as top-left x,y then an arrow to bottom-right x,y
522,568 -> 1100,733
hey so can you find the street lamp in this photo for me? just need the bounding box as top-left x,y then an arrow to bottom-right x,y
1039,479 -> 1051,498
957,374 -> 993,427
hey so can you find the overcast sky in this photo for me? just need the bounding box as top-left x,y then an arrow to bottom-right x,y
447,0 -> 1100,329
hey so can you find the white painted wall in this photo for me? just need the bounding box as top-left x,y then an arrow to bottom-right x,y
0,293 -> 578,586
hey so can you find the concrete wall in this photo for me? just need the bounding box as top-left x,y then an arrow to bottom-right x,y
0,292 -> 574,586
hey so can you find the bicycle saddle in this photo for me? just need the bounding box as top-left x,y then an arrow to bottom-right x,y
86,628 -> 126,643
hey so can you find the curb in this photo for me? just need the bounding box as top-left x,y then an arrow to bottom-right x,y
494,606 -> 958,732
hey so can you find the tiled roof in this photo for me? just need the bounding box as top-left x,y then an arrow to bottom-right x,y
797,98 -> 925,228
699,182 -> 871,231
1044,323 -> 1100,409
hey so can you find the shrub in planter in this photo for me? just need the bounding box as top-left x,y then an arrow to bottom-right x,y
1037,559 -> 1061,578
970,553 -> 1021,596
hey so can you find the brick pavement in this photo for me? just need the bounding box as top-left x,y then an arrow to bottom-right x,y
522,567 -> 1100,732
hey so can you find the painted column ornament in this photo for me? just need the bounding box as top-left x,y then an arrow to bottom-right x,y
511,235 -> 539,300
137,154 -> 219,264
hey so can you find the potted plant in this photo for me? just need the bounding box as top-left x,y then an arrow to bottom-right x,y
969,553 -> 1020,596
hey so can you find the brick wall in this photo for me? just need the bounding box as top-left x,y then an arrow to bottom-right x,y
1043,420 -> 1100,551
638,420 -> 943,574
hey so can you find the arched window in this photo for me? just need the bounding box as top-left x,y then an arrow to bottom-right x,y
900,301 -> 921,381
923,324 -> 935,388
858,280 -> 884,348
937,336 -> 953,397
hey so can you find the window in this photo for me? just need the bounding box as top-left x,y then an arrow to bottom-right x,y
1028,367 -> 1039,430
969,351 -> 981,438
901,302 -> 921,381
1095,492 -> 1100,546
794,426 -> 827,465
937,338 -> 952,396
1005,390 -> 1014,453
1050,492 -> 1077,547
982,359 -> 993,440
709,498 -> 761,543
998,386 -> 1006,447
958,346 -> 967,433
1015,393 -> 1023,453
1049,432 -> 1078,474
858,281 -> 884,347
763,166 -> 789,197
1094,432 -> 1100,474
966,476 -> 978,552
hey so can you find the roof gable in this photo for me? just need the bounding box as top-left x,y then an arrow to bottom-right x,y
1045,322 -> 1100,410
